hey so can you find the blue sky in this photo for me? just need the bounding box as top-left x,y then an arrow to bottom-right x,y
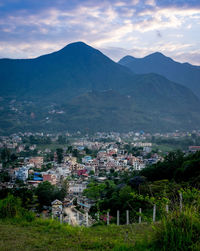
0,0 -> 200,65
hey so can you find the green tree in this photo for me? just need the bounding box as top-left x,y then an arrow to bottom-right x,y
57,135 -> 66,144
56,148 -> 63,164
1,148 -> 11,163
35,181 -> 66,210
0,171 -> 11,182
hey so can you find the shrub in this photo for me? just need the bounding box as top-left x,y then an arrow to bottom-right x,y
0,194 -> 35,222
153,207 -> 200,251
0,194 -> 22,218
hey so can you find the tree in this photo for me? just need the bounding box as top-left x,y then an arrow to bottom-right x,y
35,181 -> 66,210
10,153 -> 17,162
56,148 -> 63,164
57,135 -> 66,144
72,149 -> 78,157
0,171 -> 11,182
66,146 -> 73,154
35,181 -> 55,208
1,148 -> 10,163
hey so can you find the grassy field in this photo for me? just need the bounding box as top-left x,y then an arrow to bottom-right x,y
0,219 -> 153,251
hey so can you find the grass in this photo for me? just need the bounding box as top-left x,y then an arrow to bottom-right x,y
0,219 -> 153,251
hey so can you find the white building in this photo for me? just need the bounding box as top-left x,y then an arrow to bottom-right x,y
68,181 -> 87,194
15,166 -> 29,181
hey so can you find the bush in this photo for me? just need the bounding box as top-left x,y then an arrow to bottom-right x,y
0,194 -> 22,218
153,207 -> 200,251
0,194 -> 35,222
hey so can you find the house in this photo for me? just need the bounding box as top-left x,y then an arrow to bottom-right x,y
82,156 -> 92,164
189,146 -> 200,152
68,181 -> 87,195
77,196 -> 95,212
43,174 -> 57,185
29,157 -> 44,168
15,166 -> 29,181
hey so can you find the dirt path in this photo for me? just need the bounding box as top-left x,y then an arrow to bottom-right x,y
64,207 -> 77,226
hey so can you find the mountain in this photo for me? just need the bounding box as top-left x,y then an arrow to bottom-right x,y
0,42 -> 200,134
119,52 -> 200,97
0,42 -> 136,100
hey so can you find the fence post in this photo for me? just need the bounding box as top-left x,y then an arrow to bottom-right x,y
117,210 -> 120,226
97,212 -> 99,221
126,210 -> 129,225
69,216 -> 71,225
180,192 -> 183,212
85,212 -> 88,226
139,208 -> 142,224
86,212 -> 88,227
166,204 -> 169,213
77,212 -> 79,225
153,204 -> 156,222
60,214 -> 63,224
107,211 -> 109,225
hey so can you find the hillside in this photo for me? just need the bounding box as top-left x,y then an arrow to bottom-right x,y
1,42 -> 200,134
119,52 -> 200,97
0,219 -> 152,251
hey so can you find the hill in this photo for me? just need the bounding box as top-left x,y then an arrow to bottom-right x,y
0,219 -> 152,250
0,42 -> 200,134
119,52 -> 200,97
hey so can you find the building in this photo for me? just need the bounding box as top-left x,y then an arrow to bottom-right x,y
15,166 -> 29,181
189,146 -> 200,152
68,181 -> 87,195
29,157 -> 44,168
43,174 -> 57,185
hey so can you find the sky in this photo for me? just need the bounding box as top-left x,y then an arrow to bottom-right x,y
0,0 -> 200,65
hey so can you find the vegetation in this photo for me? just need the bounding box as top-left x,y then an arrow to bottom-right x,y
0,150 -> 200,249
141,150 -> 200,184
0,187 -> 200,250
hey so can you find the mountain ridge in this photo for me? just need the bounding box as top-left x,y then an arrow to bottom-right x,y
119,52 -> 200,97
0,42 -> 200,134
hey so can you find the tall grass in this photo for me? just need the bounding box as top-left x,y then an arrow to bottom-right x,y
152,206 -> 200,251
0,194 -> 35,222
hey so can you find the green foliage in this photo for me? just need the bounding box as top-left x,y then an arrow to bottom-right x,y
0,217 -> 153,251
153,207 -> 200,251
35,181 -> 66,210
0,171 -> 11,182
141,151 -> 200,185
0,194 -> 22,218
83,182 -> 107,200
56,148 -> 63,163
28,135 -> 52,145
57,135 -> 66,144
0,194 -> 35,222
0,147 -> 11,165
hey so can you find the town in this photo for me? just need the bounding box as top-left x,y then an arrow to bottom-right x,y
1,130 -> 200,226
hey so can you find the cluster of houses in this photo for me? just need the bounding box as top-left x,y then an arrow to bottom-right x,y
1,142 -> 164,194
1,130 -> 200,193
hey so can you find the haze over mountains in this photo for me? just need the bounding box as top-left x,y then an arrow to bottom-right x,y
119,52 -> 200,97
0,42 -> 200,134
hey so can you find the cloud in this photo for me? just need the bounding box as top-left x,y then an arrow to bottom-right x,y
156,30 -> 162,38
0,0 -> 199,65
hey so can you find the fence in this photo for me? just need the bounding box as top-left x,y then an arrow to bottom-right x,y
55,193 -> 184,227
